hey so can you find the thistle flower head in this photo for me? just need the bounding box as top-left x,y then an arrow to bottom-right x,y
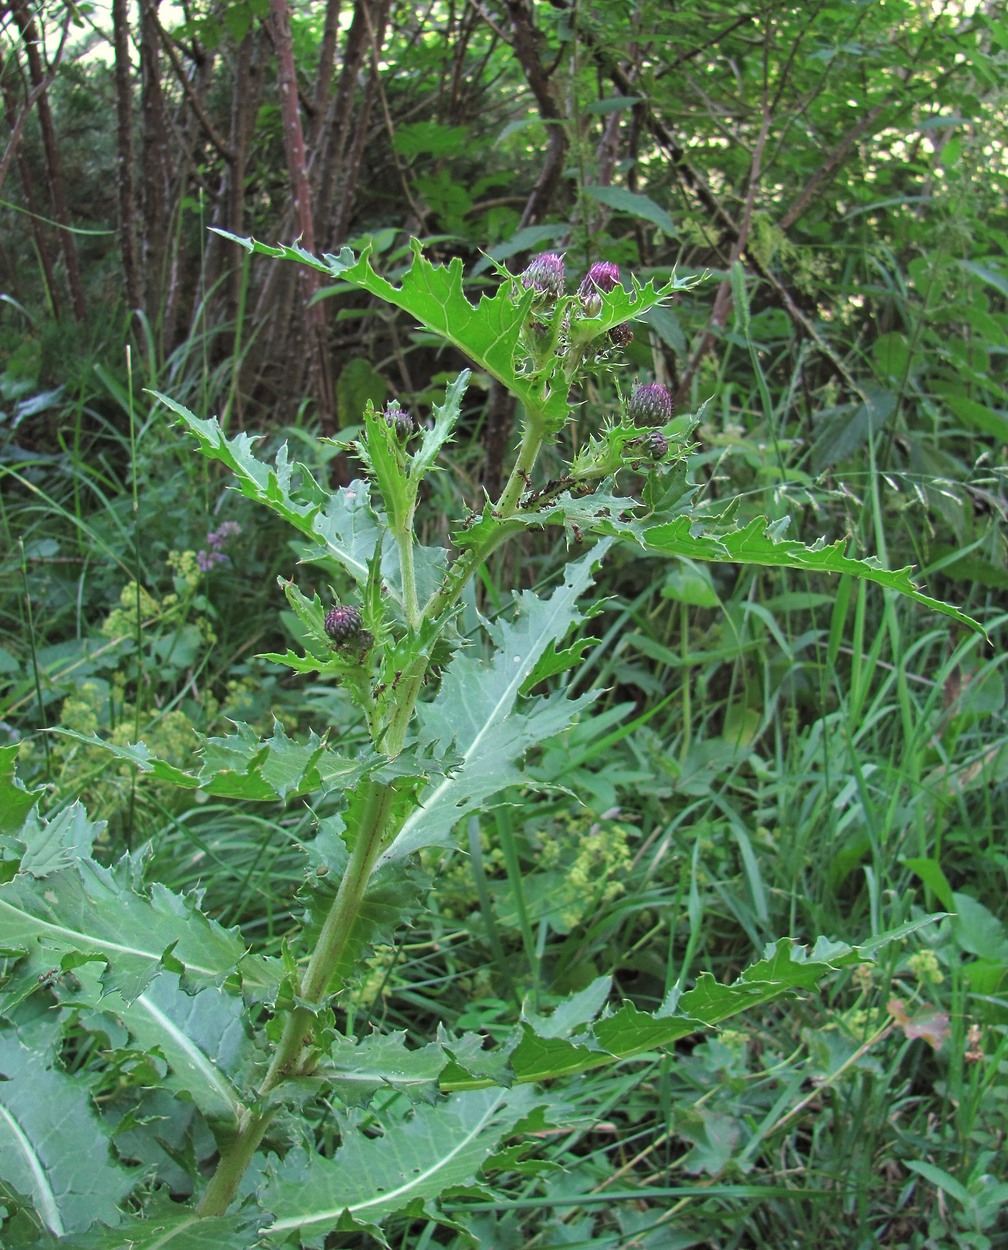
520,252 -> 565,299
324,604 -> 363,642
577,261 -> 621,298
628,382 -> 673,426
383,400 -> 414,440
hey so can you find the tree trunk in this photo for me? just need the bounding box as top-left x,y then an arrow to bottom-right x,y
9,0 -> 85,321
112,0 -> 141,314
268,0 -> 334,426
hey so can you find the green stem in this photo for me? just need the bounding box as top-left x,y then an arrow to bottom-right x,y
197,776 -> 397,1216
396,517 -> 420,630
497,407 -> 547,518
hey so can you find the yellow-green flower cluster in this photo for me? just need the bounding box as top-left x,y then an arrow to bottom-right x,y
907,948 -> 944,986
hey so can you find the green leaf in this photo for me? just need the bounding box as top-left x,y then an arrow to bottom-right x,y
642,515 -> 983,635
54,723 -> 368,803
936,388 -> 1008,441
0,849 -> 278,1004
261,1086 -> 541,1243
951,892 -> 1008,962
0,746 -> 43,837
0,1015 -> 133,1236
487,925 -> 946,1087
336,357 -> 387,428
215,232 -> 562,420
409,371 -> 469,488
810,387 -> 896,469
582,184 -> 678,235
66,967 -> 252,1128
379,542 -> 611,865
152,391 -> 388,593
17,803 -> 99,877
211,234 -> 699,430
312,1031 -> 447,1107
26,1207 -> 258,1249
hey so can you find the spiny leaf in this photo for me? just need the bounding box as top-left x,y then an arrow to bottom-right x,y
153,390 -> 388,590
54,723 -> 368,803
448,922 -> 945,1088
16,803 -> 99,877
65,967 -> 253,1128
310,1031 -> 447,1108
0,1014 -> 133,1237
642,515 -> 985,635
0,745 -> 43,837
0,852 -> 278,1004
409,371 -> 469,485
24,1205 -> 258,1249
379,541 -> 612,866
215,233 -> 564,423
261,1085 -> 541,1245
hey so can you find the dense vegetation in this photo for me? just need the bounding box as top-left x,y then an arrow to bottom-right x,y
1,1 -> 1006,1246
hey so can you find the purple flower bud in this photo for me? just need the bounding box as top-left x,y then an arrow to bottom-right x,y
628,382 -> 674,426
577,261 -> 621,298
520,252 -> 565,299
643,429 -> 669,459
324,604 -> 363,642
383,400 -> 414,440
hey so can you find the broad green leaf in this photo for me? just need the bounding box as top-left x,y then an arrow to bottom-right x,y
480,924 -> 946,1087
0,852 -> 278,1004
951,892 -> 1008,961
336,356 -> 386,428
379,542 -> 611,865
0,1016 -> 132,1237
261,1086 -> 541,1243
936,388 -> 1008,441
26,1207 -> 257,1249
0,746 -> 43,837
153,391 -> 389,592
810,387 -> 896,469
642,515 -> 982,635
582,184 -> 678,235
311,1031 -> 447,1107
67,967 -> 252,1127
54,722 -> 368,803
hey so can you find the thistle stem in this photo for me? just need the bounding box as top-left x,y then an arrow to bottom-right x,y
197,776 -> 396,1216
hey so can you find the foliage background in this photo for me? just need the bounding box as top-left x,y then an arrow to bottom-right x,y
2,0 -> 1007,1245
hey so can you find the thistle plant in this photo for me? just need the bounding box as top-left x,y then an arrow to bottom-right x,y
0,238 -> 978,1246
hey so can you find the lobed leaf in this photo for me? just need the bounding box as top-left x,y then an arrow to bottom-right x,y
25,1208 -> 258,1249
0,1015 -> 133,1238
642,515 -> 985,635
379,541 -> 612,866
450,924 -> 946,1087
310,1031 -> 447,1108
0,831 -> 278,1004
54,722 -> 368,803
65,967 -> 253,1128
260,1085 -> 541,1245
0,745 -> 44,838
